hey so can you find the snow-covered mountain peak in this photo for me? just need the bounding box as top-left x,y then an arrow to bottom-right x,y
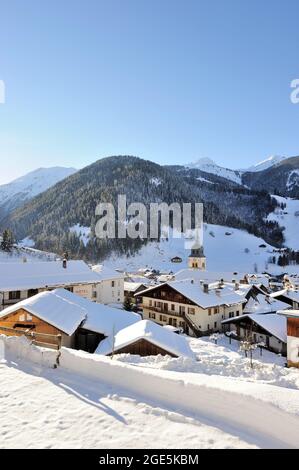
245,155 -> 286,173
186,157 -> 216,170
185,158 -> 243,185
0,166 -> 77,214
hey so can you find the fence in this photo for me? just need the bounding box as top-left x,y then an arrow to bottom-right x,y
0,326 -> 62,350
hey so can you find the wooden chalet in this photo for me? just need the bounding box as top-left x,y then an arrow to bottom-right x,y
136,280 -> 246,337
277,309 -> 299,368
95,319 -> 195,358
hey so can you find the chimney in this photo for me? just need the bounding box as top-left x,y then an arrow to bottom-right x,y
234,281 -> 239,291
63,258 -> 67,269
203,283 -> 209,294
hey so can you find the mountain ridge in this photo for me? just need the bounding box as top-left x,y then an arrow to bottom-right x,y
1,155 -> 283,262
0,166 -> 77,219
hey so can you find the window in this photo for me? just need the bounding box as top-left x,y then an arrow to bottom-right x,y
28,289 -> 38,298
9,291 -> 20,300
19,313 -> 25,321
207,324 -> 210,330
26,314 -> 33,321
161,291 -> 166,298
236,311 -> 239,316
208,308 -> 212,316
149,300 -> 152,307
188,307 -> 195,315
214,307 -> 219,314
92,291 -> 97,298
111,281 -> 115,287
171,304 -> 175,311
229,312 -> 234,319
149,312 -> 156,319
214,322 -> 217,329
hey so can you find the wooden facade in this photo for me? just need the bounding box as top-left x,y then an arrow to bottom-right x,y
141,283 -> 197,306
287,317 -> 299,338
108,338 -> 178,357
0,307 -> 73,347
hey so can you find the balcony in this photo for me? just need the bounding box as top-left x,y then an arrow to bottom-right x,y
141,305 -> 184,318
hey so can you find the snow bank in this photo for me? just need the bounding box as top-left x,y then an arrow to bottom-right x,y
59,347 -> 299,448
0,335 -> 58,368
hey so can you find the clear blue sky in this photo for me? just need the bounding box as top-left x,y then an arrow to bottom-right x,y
1,0 -> 299,183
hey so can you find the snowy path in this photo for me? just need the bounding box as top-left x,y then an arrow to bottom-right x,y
0,361 -> 256,449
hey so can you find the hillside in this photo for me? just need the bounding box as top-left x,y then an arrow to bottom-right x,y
1,156 -> 283,261
0,166 -> 77,220
242,156 -> 299,197
105,223 -> 292,274
0,156 -> 283,261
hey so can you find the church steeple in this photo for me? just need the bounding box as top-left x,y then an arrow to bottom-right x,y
188,236 -> 206,270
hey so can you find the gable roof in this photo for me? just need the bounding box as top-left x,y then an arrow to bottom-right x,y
0,288 -> 140,336
244,294 -> 289,314
91,265 -> 124,280
0,260 -> 104,292
271,289 -> 299,304
222,313 -> 287,343
0,289 -> 87,335
95,319 -> 195,358
138,280 -> 247,308
124,282 -> 146,293
277,309 -> 299,319
174,269 -> 269,286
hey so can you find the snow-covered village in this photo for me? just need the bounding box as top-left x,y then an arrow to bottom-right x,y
2,0 -> 299,456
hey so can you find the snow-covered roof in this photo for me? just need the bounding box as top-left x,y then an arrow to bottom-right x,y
277,309 -> 299,319
95,319 -> 195,358
91,265 -> 124,280
244,294 -> 289,315
124,282 -> 146,293
174,269 -> 269,286
222,313 -> 287,343
52,288 -> 141,336
0,289 -> 87,335
0,288 -> 140,336
271,289 -> 299,303
138,280 -> 247,308
0,260 -> 105,292
174,269 -> 248,283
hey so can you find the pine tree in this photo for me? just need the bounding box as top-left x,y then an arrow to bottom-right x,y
123,295 -> 132,311
1,229 -> 14,251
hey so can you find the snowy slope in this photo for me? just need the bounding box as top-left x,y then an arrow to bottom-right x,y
267,195 -> 299,250
244,155 -> 286,173
104,223 -> 294,274
185,158 -> 243,185
0,167 -> 77,214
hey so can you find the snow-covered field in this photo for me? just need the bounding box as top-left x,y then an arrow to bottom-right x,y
105,223 -> 296,274
1,335 -> 299,449
0,357 -> 255,449
0,246 -> 58,263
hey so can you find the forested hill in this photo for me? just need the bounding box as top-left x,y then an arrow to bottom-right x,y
1,155 -> 283,262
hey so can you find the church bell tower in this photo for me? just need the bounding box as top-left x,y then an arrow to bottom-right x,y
188,246 -> 206,270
